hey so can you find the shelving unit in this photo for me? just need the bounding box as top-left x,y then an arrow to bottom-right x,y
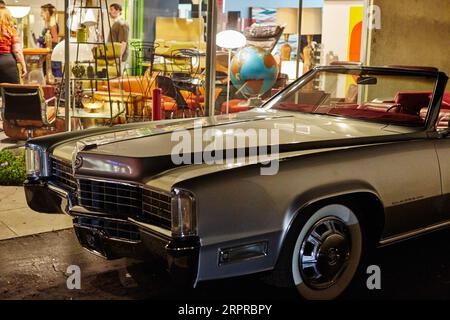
58,0 -> 126,128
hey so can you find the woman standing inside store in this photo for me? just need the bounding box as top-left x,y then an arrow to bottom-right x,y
0,8 -> 27,83
35,3 -> 59,48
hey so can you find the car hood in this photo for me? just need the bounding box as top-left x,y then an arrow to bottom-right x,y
51,109 -> 418,183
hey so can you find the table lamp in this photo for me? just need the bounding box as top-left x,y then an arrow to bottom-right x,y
82,9 -> 98,42
51,39 -> 94,63
276,8 -> 298,62
7,6 -> 31,45
300,8 -> 322,74
216,30 -> 246,114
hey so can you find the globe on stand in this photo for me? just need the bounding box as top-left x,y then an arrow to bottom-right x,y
230,46 -> 279,107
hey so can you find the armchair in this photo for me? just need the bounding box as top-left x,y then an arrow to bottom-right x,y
0,84 -> 64,140
92,42 -> 123,77
154,17 -> 207,72
154,17 -> 206,55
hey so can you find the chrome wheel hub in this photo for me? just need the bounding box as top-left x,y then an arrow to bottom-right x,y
299,217 -> 351,289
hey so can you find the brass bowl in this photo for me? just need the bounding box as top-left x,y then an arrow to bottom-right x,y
83,101 -> 104,113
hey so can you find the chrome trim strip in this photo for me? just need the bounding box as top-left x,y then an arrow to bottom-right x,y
69,212 -> 172,239
49,154 -> 70,164
128,217 -> 172,238
47,182 -> 74,214
73,223 -> 142,244
76,175 -> 139,188
75,175 -> 172,196
69,208 -> 128,222
379,220 -> 450,246
166,245 -> 198,251
48,182 -> 70,198
218,241 -> 268,266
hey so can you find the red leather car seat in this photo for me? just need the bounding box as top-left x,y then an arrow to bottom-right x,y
394,91 -> 432,115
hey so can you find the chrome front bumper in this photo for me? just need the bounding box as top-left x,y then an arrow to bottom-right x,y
24,178 -> 74,214
24,179 -> 200,286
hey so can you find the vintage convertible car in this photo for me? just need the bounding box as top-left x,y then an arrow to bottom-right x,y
24,65 -> 449,299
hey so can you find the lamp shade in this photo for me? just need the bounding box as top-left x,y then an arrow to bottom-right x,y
301,8 -> 322,35
68,9 -> 81,32
7,6 -> 31,19
277,8 -> 322,35
216,30 -> 246,49
82,9 -> 97,26
51,39 -> 93,62
276,8 -> 298,34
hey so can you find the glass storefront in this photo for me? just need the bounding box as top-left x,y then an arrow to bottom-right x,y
210,1 -> 323,115
1,0 -> 327,139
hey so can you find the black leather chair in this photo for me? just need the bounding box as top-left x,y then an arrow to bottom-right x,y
0,84 -> 58,139
156,75 -> 191,118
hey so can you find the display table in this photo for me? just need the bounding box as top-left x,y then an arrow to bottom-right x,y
23,48 -> 54,84
93,90 -> 146,120
56,90 -> 145,128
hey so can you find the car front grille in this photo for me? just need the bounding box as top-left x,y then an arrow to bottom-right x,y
79,179 -> 142,218
74,216 -> 141,242
141,189 -> 172,229
50,157 -> 78,191
79,179 -> 172,229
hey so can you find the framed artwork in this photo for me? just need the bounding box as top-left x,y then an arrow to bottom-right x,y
249,7 -> 276,24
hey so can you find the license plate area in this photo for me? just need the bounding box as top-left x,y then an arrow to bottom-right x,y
74,224 -> 109,259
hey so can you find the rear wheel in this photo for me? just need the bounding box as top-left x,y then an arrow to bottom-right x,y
278,204 -> 363,300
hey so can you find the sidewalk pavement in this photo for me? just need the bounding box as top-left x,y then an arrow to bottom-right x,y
0,186 -> 73,240
0,129 -> 72,241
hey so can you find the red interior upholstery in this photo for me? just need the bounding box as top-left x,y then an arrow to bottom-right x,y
272,90 -> 450,127
442,92 -> 450,109
358,102 -> 399,112
419,92 -> 450,129
274,103 -> 336,114
274,103 -> 317,113
328,107 -> 424,125
394,91 -> 432,115
220,99 -> 251,113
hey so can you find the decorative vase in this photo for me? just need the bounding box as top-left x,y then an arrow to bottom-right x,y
77,25 -> 88,43
87,62 -> 95,78
72,63 -> 85,78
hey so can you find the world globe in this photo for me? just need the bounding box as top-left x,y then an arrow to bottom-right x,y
230,46 -> 279,97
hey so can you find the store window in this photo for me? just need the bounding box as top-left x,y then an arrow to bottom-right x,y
124,0 -> 208,120
58,0 -> 208,129
211,0 -> 323,116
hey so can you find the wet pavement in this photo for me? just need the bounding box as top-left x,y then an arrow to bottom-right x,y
0,227 -> 449,300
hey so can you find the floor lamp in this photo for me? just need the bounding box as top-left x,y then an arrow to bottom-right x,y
216,30 -> 246,114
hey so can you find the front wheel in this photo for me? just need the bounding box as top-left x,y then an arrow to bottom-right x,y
285,204 -> 363,300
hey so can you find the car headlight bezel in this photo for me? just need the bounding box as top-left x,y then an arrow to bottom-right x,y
25,144 -> 46,178
171,188 -> 197,238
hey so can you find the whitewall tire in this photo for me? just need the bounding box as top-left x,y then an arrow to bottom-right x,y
290,204 -> 363,300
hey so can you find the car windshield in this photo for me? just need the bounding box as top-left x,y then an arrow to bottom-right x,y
265,69 -> 438,127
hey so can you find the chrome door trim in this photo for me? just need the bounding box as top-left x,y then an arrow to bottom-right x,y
379,219 -> 450,246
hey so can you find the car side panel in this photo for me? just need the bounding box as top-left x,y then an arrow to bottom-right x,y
177,140 -> 442,282
431,138 -> 450,218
